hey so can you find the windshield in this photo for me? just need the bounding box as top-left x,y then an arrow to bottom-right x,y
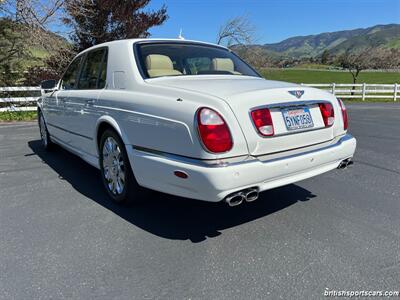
136,42 -> 260,79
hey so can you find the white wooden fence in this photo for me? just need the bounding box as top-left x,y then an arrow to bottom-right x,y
0,86 -> 41,112
0,83 -> 399,112
301,83 -> 399,101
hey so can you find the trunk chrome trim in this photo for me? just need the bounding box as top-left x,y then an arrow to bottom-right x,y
249,100 -> 330,138
251,100 -> 331,110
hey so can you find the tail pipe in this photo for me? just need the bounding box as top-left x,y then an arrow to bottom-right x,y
224,187 -> 259,207
337,158 -> 354,169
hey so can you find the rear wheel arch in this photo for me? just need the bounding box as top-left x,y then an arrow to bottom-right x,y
98,128 -> 143,204
95,117 -> 128,155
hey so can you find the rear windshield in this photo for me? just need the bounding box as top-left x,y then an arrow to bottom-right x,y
136,42 -> 260,79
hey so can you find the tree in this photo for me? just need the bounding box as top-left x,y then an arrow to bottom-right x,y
0,0 -> 68,84
234,46 -> 273,69
321,49 -> 329,64
1,0 -> 67,52
337,48 -> 400,85
64,0 -> 168,51
216,15 -> 268,70
216,15 -> 256,47
24,47 -> 76,85
0,18 -> 33,85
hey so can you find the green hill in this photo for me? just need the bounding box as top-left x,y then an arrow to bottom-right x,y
258,24 -> 400,59
0,18 -> 68,70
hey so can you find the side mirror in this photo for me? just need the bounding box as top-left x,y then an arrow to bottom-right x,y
40,79 -> 57,90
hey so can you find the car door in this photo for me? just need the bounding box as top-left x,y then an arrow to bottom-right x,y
49,55 -> 84,143
65,48 -> 108,156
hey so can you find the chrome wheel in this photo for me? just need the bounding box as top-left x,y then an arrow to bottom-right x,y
102,137 -> 125,195
39,114 -> 48,147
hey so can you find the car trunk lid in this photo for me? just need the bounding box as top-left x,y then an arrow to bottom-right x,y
147,76 -> 341,155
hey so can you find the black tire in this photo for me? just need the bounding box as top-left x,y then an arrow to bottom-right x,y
38,110 -> 54,151
99,129 -> 143,205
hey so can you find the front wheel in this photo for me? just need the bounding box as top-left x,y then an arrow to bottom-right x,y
38,110 -> 53,151
99,129 -> 143,204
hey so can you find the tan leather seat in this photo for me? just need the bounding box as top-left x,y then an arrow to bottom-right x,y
211,58 -> 241,75
145,54 -> 182,78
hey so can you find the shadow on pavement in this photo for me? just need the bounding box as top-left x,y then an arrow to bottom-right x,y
29,139 -> 316,243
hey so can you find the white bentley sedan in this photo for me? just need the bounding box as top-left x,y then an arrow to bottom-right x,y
38,39 -> 356,206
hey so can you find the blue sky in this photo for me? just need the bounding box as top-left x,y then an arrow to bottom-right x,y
147,0 -> 400,44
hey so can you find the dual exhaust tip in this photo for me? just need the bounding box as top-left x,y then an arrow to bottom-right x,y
337,158 -> 354,169
225,159 -> 353,207
224,187 -> 259,207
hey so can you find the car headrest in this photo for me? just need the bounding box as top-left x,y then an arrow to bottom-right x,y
211,58 -> 234,72
146,54 -> 174,70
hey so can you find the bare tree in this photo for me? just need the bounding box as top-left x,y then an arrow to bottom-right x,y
337,48 -> 373,85
216,15 -> 256,47
1,0 -> 67,51
0,0 -> 71,84
234,46 -> 273,69
337,47 -> 400,85
216,15 -> 270,70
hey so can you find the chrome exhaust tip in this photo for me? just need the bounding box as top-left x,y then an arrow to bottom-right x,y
337,158 -> 353,169
244,188 -> 259,202
224,187 -> 260,206
225,193 -> 245,207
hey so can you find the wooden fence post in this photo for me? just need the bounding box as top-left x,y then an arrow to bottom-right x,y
331,83 -> 336,95
394,83 -> 398,102
362,83 -> 366,101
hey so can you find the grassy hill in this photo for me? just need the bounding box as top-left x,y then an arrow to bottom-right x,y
257,24 -> 400,59
0,18 -> 68,70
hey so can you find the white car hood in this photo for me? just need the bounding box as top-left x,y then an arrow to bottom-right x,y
145,75 -> 299,99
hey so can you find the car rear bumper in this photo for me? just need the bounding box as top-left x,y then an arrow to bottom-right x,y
127,134 -> 356,202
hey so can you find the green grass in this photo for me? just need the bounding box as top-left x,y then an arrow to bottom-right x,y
260,68 -> 400,84
289,63 -> 332,70
0,111 -> 37,122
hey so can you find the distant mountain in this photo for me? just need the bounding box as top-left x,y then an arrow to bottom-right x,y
254,24 -> 400,59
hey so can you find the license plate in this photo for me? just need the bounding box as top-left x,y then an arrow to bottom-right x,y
282,107 -> 314,131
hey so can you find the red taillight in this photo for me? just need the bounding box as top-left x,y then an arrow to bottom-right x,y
250,108 -> 274,136
337,99 -> 348,130
318,103 -> 335,127
197,107 -> 233,153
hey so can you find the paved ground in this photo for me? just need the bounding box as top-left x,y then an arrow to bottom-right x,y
0,103 -> 399,299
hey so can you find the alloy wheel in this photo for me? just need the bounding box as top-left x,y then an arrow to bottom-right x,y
102,137 -> 126,195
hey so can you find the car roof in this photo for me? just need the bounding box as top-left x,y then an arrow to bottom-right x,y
78,38 -> 228,55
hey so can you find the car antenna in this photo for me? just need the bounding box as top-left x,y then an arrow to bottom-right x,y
178,28 -> 185,40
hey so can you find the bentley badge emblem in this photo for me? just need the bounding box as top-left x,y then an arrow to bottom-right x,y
289,90 -> 304,99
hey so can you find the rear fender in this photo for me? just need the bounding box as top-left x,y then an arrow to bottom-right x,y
95,115 -> 130,155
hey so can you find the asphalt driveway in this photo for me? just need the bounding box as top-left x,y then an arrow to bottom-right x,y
0,103 -> 399,299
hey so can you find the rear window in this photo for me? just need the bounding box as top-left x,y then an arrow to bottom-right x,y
136,42 -> 260,79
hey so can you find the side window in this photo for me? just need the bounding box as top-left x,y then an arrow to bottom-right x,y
61,56 -> 82,90
98,50 -> 108,89
78,48 -> 108,90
